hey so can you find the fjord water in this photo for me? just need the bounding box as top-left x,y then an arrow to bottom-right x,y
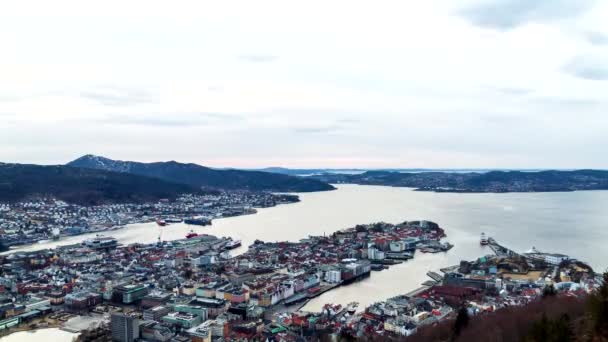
7,185 -> 608,312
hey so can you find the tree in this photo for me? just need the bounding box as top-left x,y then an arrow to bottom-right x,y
527,313 -> 572,342
543,284 -> 557,298
453,306 -> 470,339
588,271 -> 608,336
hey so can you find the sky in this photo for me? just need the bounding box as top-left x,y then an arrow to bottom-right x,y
1,0 -> 608,169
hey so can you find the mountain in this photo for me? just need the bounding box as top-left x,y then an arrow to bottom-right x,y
0,163 -> 200,205
68,155 -> 335,192
310,170 -> 608,193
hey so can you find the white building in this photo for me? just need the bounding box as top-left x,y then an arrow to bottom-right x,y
544,253 -> 569,266
325,270 -> 342,284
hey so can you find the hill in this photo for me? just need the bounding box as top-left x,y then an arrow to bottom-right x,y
310,170 -> 608,193
0,163 -> 200,205
68,155 -> 335,192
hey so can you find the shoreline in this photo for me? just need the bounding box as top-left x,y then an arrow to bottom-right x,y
1,198 -> 301,255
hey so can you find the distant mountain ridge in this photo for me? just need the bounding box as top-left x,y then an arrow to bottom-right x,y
68,155 -> 335,192
309,169 -> 608,193
0,163 -> 199,205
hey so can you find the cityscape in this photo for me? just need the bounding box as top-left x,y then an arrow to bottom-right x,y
2,0 -> 608,341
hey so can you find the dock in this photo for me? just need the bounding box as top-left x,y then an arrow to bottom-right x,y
405,285 -> 430,297
426,271 -> 444,282
488,237 -> 521,258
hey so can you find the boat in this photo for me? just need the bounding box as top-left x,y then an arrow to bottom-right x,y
186,230 -> 199,239
224,239 -> 242,250
346,302 -> 359,315
156,219 -> 167,227
184,217 -> 211,226
51,228 -> 60,240
83,235 -> 118,249
480,232 -> 489,245
164,217 -> 183,224
440,242 -> 454,251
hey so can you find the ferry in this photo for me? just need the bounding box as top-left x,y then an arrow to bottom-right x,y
83,235 -> 118,249
480,232 -> 489,245
224,239 -> 242,250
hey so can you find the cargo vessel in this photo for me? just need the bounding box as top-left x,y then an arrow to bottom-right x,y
184,217 -> 211,226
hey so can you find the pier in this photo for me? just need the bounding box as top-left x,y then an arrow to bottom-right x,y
487,237 -> 521,258
426,271 -> 444,282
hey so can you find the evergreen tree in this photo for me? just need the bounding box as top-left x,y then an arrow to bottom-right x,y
453,306 -> 470,339
588,271 -> 608,335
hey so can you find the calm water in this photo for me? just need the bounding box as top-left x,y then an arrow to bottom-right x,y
4,185 -> 608,315
0,328 -> 77,342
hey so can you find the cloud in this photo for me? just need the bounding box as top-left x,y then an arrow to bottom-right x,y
0,95 -> 21,102
238,54 -> 279,63
80,86 -> 155,106
586,31 -> 608,45
292,125 -> 343,134
292,118 -> 359,135
97,112 -> 243,127
491,87 -> 532,96
458,0 -> 597,30
563,55 -> 608,81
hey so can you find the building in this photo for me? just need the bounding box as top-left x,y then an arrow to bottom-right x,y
174,304 -> 208,322
162,312 -> 202,329
143,306 -> 172,322
139,321 -> 173,341
325,269 -> 342,284
112,284 -> 149,304
187,321 -> 213,342
111,312 -> 140,342
140,291 -> 173,309
64,291 -> 102,311
544,253 -> 570,266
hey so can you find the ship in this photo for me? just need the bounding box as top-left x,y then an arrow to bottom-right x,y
83,235 -> 118,249
480,232 -> 489,245
184,217 -> 211,226
346,302 -> 359,315
224,239 -> 242,250
186,230 -> 199,239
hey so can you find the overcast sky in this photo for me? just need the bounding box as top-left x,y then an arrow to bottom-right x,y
1,0 -> 608,168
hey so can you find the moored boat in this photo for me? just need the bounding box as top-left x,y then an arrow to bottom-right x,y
186,230 -> 199,239
480,232 -> 489,245
224,239 -> 242,250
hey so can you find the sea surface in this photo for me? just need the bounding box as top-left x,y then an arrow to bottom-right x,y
3,184 -> 608,339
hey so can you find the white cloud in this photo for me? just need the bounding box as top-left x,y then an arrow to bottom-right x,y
1,0 -> 607,168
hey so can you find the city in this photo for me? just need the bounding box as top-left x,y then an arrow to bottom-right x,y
2,0 -> 608,340
0,192 -> 298,251
0,210 -> 600,341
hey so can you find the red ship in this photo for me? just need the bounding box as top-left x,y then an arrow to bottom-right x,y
186,230 -> 199,239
